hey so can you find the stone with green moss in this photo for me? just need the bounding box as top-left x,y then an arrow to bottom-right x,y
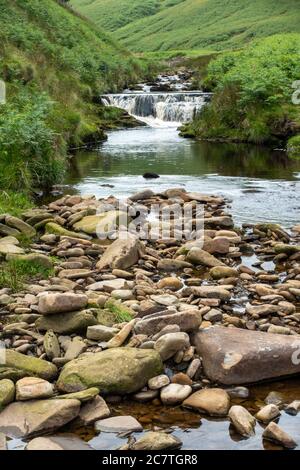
6,253 -> 53,269
45,222 -> 91,240
55,387 -> 100,402
57,348 -> 163,395
0,379 -> 15,408
5,215 -> 36,238
0,350 -> 57,382
36,309 -> 98,334
73,211 -> 128,235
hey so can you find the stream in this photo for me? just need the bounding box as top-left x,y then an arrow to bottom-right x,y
28,75 -> 300,450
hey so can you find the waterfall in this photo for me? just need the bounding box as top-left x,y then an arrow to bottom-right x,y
102,92 -> 209,127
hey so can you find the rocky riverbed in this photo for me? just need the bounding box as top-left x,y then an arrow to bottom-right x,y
0,188 -> 300,450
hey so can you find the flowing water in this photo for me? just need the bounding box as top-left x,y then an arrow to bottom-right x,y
49,81 -> 300,450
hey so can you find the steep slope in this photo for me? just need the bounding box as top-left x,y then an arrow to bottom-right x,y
72,0 -> 300,52
0,0 -> 148,198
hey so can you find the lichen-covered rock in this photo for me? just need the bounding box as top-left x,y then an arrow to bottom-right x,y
57,348 -> 163,395
5,215 -> 36,237
36,310 -> 97,334
0,379 -> 15,408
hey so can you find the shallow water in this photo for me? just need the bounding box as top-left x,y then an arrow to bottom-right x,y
65,127 -> 300,227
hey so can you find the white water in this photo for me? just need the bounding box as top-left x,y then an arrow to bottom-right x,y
102,92 -> 209,127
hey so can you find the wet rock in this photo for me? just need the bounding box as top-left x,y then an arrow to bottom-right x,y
95,415 -> 143,433
188,286 -> 231,301
285,400 -> 300,416
262,422 -> 297,449
193,326 -> 300,385
38,293 -> 88,315
133,390 -> 159,402
130,431 -> 182,450
274,244 -> 300,255
171,372 -> 192,386
130,190 -> 155,201
134,310 -> 201,336
210,266 -> 239,280
228,406 -> 256,437
87,325 -> 119,341
16,377 -> 54,401
73,211 -> 126,235
96,234 -> 142,271
154,332 -> 190,361
186,248 -> 225,267
148,374 -> 170,390
186,358 -> 201,379
0,379 -> 15,407
1,350 -> 57,381
36,310 -> 97,334
256,404 -> 281,423
0,399 -> 80,438
26,434 -> 93,451
183,388 -> 230,417
45,222 -> 91,240
77,396 -> 111,425
88,278 -> 128,292
143,173 -> 159,179
57,348 -> 163,395
160,384 -> 192,405
226,386 -> 249,399
246,304 -> 279,317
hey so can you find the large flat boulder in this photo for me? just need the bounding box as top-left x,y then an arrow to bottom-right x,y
193,326 -> 300,385
134,310 -> 202,336
57,348 -> 163,395
73,211 -> 128,236
38,293 -> 88,315
0,399 -> 80,438
96,234 -> 142,271
35,310 -> 97,334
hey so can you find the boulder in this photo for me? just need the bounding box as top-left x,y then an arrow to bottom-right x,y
0,399 -> 80,438
36,310 -> 97,334
186,248 -> 225,267
38,293 -> 88,315
262,422 -> 297,449
26,435 -> 93,451
183,388 -> 230,417
228,405 -> 256,437
203,237 -> 230,254
193,326 -> 300,385
134,310 -> 201,336
0,379 -> 15,407
0,350 -> 57,382
154,332 -> 190,361
16,377 -> 54,401
96,234 -> 142,271
130,432 -> 181,450
57,348 -> 163,395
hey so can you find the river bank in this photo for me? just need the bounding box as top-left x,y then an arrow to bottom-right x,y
0,187 -> 299,450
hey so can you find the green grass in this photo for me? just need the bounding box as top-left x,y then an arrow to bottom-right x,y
0,0 -> 152,200
0,258 -> 54,292
73,0 -> 300,53
0,192 -> 33,218
181,34 -> 300,148
105,299 -> 134,323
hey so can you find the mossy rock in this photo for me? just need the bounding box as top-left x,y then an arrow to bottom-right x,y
73,211 -> 129,236
45,222 -> 91,241
274,244 -> 300,255
55,387 -> 100,402
0,350 -> 57,382
0,379 -> 15,408
57,348 -> 163,395
36,309 -> 98,334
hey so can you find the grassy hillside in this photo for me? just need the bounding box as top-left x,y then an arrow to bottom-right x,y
180,34 -> 300,151
73,0 -> 300,53
0,0 -> 149,204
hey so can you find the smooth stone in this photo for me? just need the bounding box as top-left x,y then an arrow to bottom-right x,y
106,319 -> 136,348
157,277 -> 183,291
130,431 -> 182,450
183,388 -> 230,417
87,325 -> 119,342
285,400 -> 300,416
56,388 -> 99,402
171,373 -> 192,386
130,189 -> 155,201
262,422 -> 297,449
77,396 -> 111,425
226,386 -> 249,399
57,348 -> 163,395
0,379 -> 15,407
133,390 -> 159,402
157,259 -> 192,272
95,415 -> 142,433
160,384 -> 192,405
256,404 -> 281,423
154,332 -> 190,361
0,399 -> 80,438
64,338 -> 87,361
192,326 -> 300,385
43,330 -> 61,360
148,375 -> 170,390
228,405 -> 256,437
38,293 -> 88,315
210,266 -> 239,280
5,215 -> 36,237
26,434 -> 93,451
88,279 -> 128,292
188,286 -> 231,301
186,248 -> 225,267
16,377 -> 54,401
151,294 -> 179,306
186,358 -> 201,379
111,289 -> 134,300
